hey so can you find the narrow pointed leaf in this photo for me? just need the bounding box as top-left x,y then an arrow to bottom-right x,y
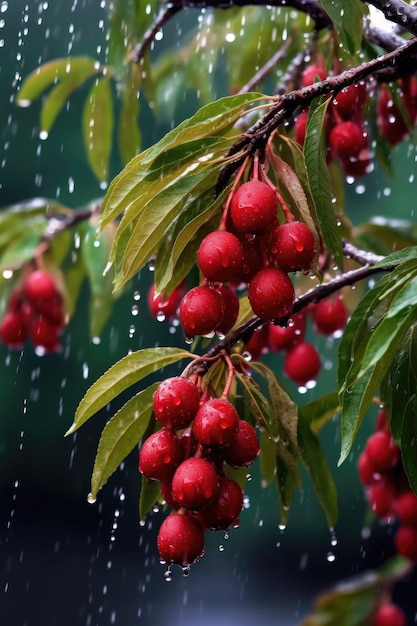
90,383 -> 158,499
68,347 -> 195,434
139,478 -> 162,523
16,57 -> 102,106
118,66 -> 142,165
304,97 -> 343,269
82,76 -> 114,183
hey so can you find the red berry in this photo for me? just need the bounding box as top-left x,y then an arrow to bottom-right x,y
157,512 -> 205,566
270,221 -> 317,273
372,603 -> 407,626
332,83 -> 368,120
139,429 -> 184,482
368,480 -> 395,519
230,180 -> 278,235
179,285 -> 224,337
244,327 -> 269,360
301,64 -> 327,87
222,420 -> 260,467
147,281 -> 185,321
0,312 -> 27,348
24,270 -> 58,305
393,490 -> 417,526
340,153 -> 372,178
365,431 -> 401,474
312,296 -> 348,336
376,408 -> 390,432
201,476 -> 244,531
29,317 -> 61,352
153,377 -> 200,430
329,121 -> 368,160
193,398 -> 239,448
283,342 -> 321,386
248,268 -> 295,322
377,85 -> 409,146
394,524 -> 417,561
214,286 -> 240,335
197,231 -> 245,282
171,457 -> 219,510
294,110 -> 309,145
268,313 -> 306,352
358,450 -> 376,486
37,294 -> 65,328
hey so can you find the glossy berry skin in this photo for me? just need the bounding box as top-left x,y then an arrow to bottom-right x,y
268,313 -> 306,352
248,268 -> 295,322
357,451 -> 376,487
171,457 -> 219,510
301,64 -> 327,87
0,312 -> 27,348
393,491 -> 417,526
377,85 -> 409,146
394,524 -> 417,561
29,317 -> 61,352
153,377 -> 200,430
312,297 -> 348,336
24,269 -> 58,305
201,477 -> 244,531
193,398 -> 239,448
147,282 -> 185,321
222,420 -> 260,467
214,286 -> 240,335
139,429 -> 184,482
283,342 -> 321,386
157,512 -> 205,566
197,231 -> 245,282
368,480 -> 395,519
179,285 -> 223,338
364,431 -> 400,474
329,121 -> 367,160
294,110 -> 309,145
271,221 -> 317,273
332,83 -> 367,121
230,180 -> 278,235
372,604 -> 407,626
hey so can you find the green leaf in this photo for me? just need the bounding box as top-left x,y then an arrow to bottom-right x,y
319,0 -> 365,55
90,383 -> 158,499
139,477 -> 162,523
235,372 -> 273,432
300,556 -> 412,626
82,76 -> 114,183
390,325 -> 417,493
81,221 -> 118,338
99,92 -> 265,230
118,65 -> 142,165
298,391 -> 340,433
16,57 -> 102,106
68,347 -> 196,434
40,63 -> 102,133
298,415 -> 338,528
304,97 -> 343,269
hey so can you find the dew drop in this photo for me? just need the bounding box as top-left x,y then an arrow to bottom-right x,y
164,567 -> 173,582
87,493 -> 96,505
326,551 -> 336,562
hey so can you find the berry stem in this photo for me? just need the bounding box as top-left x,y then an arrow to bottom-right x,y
220,350 -> 236,399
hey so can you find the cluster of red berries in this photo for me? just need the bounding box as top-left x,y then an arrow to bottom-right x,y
138,375 -> 260,570
178,178 -> 317,339
0,269 -> 65,353
296,64 -> 417,178
244,294 -> 349,387
358,409 -> 417,563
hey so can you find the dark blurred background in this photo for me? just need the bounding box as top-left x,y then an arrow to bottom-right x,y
0,2 -> 416,625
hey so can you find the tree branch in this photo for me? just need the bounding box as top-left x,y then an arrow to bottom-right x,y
365,0 -> 417,37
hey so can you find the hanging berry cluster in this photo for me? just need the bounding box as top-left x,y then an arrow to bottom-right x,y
138,362 -> 260,574
358,408 -> 417,563
295,64 -> 417,178
0,268 -> 66,353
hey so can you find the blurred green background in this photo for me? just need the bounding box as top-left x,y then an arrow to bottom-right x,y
0,2 -> 416,625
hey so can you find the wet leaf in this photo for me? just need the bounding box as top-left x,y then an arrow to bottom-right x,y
139,477 -> 162,523
91,383 -> 158,499
304,97 -> 343,269
390,325 -> 417,493
319,0 -> 365,55
16,57 -> 102,106
68,347 -> 196,434
298,415 -> 338,528
82,76 -> 114,183
298,391 -> 340,433
118,65 -> 142,165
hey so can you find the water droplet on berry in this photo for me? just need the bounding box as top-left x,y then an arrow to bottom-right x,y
156,311 -> 166,322
164,567 -> 173,582
182,565 -> 190,577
